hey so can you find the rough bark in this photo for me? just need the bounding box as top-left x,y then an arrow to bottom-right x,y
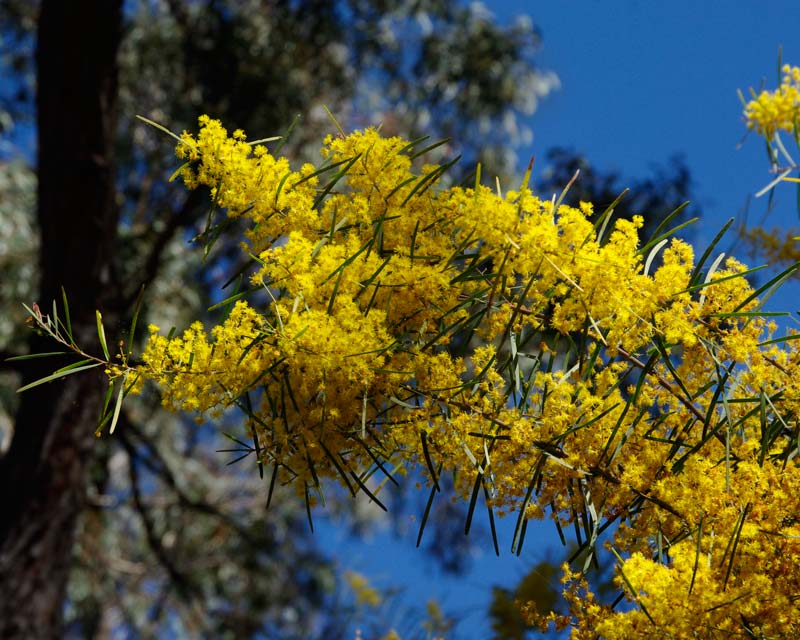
0,2 -> 123,638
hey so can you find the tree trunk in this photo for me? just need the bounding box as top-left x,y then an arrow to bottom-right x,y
0,2 -> 122,637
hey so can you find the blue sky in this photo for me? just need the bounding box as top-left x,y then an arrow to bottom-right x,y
510,1 -> 800,251
326,3 -> 800,639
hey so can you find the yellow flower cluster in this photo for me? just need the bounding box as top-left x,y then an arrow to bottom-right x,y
744,64 -> 800,136
131,117 -> 799,638
175,114 -> 322,253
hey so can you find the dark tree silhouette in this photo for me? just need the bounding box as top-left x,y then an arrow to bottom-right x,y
0,2 -> 123,637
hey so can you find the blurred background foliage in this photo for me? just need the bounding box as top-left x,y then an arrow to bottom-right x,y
0,1 -> 700,637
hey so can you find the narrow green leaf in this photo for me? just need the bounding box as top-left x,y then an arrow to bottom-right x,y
17,362 -> 103,393
273,113 -> 301,155
389,396 -> 418,409
221,431 -> 253,450
61,287 -> 73,343
6,351 -> 66,361
593,188 -> 628,245
304,482 -> 315,533
326,268 -> 344,315
96,380 -> 116,436
483,481 -> 500,556
136,115 -> 186,145
100,380 -> 114,424
416,470 -> 441,548
272,171 -> 294,206
756,168 -> 792,198
645,201 -> 691,246
354,255 -> 393,300
358,440 -> 399,487
168,161 -> 191,183
734,261 -> 800,312
321,236 -> 372,286
553,169 -> 579,212
721,504 -> 750,589
21,302 -> 39,322
638,215 -> 698,257
360,389 -> 368,439
409,220 -> 421,262
247,136 -> 281,146
317,439 -> 355,497
384,176 -> 418,203
689,516 -> 703,595
464,467 -> 483,536
59,358 -> 96,374
511,467 -> 539,555
237,333 -> 271,368
294,156 -> 356,187
397,135 -> 431,155
759,390 -> 769,467
736,87 -> 748,108
224,451 -> 254,466
312,153 -> 362,210
266,463 -> 279,510
348,468 -> 387,511
409,137 -> 451,160
201,212 -> 239,260
96,311 -> 110,360
758,332 -> 800,347
207,287 -> 252,311
322,104 -> 345,137
519,156 -> 533,192
712,311 -> 789,318
401,155 -> 461,206
690,218 -> 735,286
420,430 -> 440,492
52,299 -> 59,338
127,285 -> 145,357
108,375 -> 126,435
683,264 -> 768,294
551,503 -> 567,546
643,239 -> 669,276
